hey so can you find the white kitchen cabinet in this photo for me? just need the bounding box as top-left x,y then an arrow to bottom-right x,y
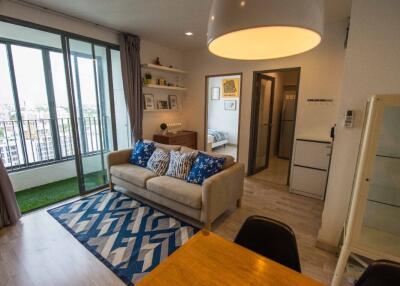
290,139 -> 332,199
293,140 -> 331,170
291,166 -> 328,199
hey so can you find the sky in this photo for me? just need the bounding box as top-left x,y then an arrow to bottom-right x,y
0,43 -> 99,117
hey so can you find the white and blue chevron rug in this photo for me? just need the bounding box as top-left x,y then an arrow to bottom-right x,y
48,190 -> 198,285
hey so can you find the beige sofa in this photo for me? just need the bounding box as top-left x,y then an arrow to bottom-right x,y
107,142 -> 245,229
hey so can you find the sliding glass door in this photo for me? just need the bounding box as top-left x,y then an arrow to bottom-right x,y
0,19 -> 123,204
67,38 -> 114,194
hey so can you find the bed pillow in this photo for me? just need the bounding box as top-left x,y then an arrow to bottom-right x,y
129,140 -> 155,167
187,153 -> 226,185
146,148 -> 170,175
166,151 -> 197,180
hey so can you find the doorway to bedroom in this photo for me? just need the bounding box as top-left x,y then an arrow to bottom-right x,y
205,73 -> 242,161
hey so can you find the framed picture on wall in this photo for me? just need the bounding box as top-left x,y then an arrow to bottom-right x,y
211,87 -> 220,100
222,78 -> 240,98
157,100 -> 169,110
224,100 -> 237,111
169,95 -> 178,110
144,94 -> 155,110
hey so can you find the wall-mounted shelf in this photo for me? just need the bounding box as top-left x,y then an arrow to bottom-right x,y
141,63 -> 187,74
143,84 -> 186,91
144,109 -> 179,113
307,98 -> 334,102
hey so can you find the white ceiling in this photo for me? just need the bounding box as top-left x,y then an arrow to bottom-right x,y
22,0 -> 352,51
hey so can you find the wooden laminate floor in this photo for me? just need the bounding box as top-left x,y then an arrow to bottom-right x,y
252,156 -> 290,186
0,176 -> 337,286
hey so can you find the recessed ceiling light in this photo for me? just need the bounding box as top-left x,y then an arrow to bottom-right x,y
185,32 -> 194,36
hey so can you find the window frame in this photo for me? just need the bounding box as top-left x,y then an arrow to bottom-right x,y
0,16 -> 119,173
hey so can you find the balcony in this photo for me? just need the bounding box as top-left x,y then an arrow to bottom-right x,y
0,30 -> 130,214
0,117 -> 108,213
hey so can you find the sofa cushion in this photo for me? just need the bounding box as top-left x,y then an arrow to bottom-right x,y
187,153 -> 225,185
143,139 -> 181,151
165,150 -> 197,180
146,176 -> 202,209
179,146 -> 198,155
180,146 -> 234,169
155,142 -> 181,151
110,164 -> 157,188
146,148 -> 170,175
129,140 -> 155,167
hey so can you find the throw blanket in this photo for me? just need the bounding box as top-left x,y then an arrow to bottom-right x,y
208,129 -> 227,142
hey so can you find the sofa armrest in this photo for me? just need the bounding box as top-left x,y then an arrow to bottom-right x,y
201,163 -> 245,224
107,148 -> 132,172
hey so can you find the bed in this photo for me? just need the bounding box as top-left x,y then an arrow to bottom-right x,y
207,129 -> 229,150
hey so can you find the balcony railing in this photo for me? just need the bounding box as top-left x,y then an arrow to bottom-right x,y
0,117 -> 105,172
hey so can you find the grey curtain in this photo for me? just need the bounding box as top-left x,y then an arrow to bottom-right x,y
0,160 -> 21,228
119,33 -> 143,144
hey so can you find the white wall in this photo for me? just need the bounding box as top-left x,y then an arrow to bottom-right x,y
182,20 -> 347,171
318,0 -> 400,248
207,75 -> 240,145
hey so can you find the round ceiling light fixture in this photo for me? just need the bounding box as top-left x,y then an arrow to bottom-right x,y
207,0 -> 324,60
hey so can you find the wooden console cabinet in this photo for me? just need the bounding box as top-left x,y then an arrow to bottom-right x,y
153,131 -> 197,149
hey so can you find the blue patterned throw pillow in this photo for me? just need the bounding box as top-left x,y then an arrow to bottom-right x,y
129,140 -> 155,167
187,153 -> 225,185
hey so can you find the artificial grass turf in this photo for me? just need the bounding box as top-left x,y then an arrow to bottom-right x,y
16,171 -> 107,213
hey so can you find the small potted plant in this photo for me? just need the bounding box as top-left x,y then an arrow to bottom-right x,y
144,73 -> 152,84
160,123 -> 168,135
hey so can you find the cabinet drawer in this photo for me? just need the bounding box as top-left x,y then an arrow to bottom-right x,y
171,137 -> 195,146
154,132 -> 197,149
290,166 -> 327,199
294,140 -> 331,170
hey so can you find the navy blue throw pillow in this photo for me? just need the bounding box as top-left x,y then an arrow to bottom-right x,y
129,140 -> 155,167
187,153 -> 225,185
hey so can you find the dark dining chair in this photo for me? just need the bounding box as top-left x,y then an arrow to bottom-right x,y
234,215 -> 301,272
355,260 -> 400,286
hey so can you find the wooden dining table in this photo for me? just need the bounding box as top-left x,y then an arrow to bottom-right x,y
138,231 -> 325,286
